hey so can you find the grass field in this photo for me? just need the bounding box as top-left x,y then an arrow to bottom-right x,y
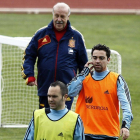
0,13 -> 140,140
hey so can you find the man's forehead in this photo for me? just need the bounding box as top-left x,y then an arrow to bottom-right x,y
92,50 -> 106,56
54,6 -> 68,13
48,86 -> 60,92
48,86 -> 61,94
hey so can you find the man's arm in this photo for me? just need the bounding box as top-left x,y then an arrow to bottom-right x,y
74,116 -> 85,140
21,37 -> 38,85
77,34 -> 88,73
117,75 -> 133,140
67,67 -> 90,97
23,117 -> 34,140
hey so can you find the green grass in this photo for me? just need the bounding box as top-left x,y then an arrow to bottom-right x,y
0,13 -> 140,140
0,128 -> 26,140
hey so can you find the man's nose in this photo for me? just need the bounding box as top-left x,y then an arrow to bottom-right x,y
58,16 -> 61,21
48,97 -> 53,101
96,58 -> 100,62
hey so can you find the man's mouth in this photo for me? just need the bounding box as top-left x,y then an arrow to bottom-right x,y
49,103 -> 55,106
95,65 -> 101,67
56,21 -> 63,24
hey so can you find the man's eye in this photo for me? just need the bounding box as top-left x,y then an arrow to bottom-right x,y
100,57 -> 104,60
61,16 -> 65,18
52,96 -> 57,98
55,15 -> 58,18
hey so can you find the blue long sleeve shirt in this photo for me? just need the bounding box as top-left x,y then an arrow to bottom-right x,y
24,108 -> 85,140
68,67 -> 133,139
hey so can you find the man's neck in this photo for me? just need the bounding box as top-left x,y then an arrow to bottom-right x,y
93,69 -> 109,80
50,107 -> 67,113
94,69 -> 109,75
48,108 -> 68,120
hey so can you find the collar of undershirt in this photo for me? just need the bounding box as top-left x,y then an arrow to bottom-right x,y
53,23 -> 68,42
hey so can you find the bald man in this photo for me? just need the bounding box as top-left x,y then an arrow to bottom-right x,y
24,81 -> 85,140
21,2 -> 88,110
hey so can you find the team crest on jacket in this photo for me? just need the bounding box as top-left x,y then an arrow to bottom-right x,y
38,35 -> 51,50
68,37 -> 75,48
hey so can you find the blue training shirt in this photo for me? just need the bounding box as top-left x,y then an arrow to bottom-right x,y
68,67 -> 133,139
23,108 -> 85,140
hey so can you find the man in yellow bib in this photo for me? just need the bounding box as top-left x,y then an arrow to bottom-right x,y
24,81 -> 85,140
68,44 -> 133,140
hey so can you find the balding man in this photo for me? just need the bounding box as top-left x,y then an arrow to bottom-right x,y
21,2 -> 88,109
24,81 -> 85,140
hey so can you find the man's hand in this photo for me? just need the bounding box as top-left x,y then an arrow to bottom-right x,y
120,128 -> 129,140
28,80 -> 37,86
84,61 -> 94,72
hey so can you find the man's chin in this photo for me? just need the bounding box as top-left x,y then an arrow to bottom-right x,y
50,107 -> 56,110
95,68 -> 102,72
55,26 -> 64,31
49,105 -> 56,109
57,28 -> 63,31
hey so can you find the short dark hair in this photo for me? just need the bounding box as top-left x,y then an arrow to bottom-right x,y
91,44 -> 111,59
50,81 -> 68,96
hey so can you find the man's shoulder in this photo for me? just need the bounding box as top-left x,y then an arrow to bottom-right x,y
68,110 -> 79,117
34,108 -> 46,118
32,25 -> 52,41
34,108 -> 51,118
70,26 -> 85,43
71,26 -> 83,35
109,71 -> 119,77
35,26 -> 49,35
36,20 -> 53,34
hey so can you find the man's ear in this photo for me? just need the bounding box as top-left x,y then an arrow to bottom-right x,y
107,57 -> 110,64
64,94 -> 68,101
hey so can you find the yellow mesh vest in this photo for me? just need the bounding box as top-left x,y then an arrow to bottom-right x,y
34,108 -> 78,140
75,72 -> 120,137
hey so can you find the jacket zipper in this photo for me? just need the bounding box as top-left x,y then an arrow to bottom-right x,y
54,43 -> 59,81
